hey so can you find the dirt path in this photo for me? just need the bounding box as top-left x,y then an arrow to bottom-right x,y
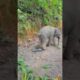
18,37 -> 62,78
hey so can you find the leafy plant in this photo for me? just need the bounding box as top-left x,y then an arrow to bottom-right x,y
18,0 -> 62,41
18,57 -> 62,80
42,64 -> 51,69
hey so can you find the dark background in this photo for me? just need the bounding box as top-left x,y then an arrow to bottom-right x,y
0,0 -> 80,80
0,0 -> 17,80
63,0 -> 80,80
63,0 -> 80,60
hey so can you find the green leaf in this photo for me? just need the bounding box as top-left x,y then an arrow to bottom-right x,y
42,64 -> 51,69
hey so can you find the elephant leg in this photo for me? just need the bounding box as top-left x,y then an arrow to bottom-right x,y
46,37 -> 50,47
50,36 -> 56,46
38,35 -> 48,50
42,38 -> 49,50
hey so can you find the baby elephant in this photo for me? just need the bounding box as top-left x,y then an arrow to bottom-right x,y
38,26 -> 61,50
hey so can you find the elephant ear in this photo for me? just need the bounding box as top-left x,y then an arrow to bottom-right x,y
54,28 -> 61,46
54,28 -> 58,36
54,28 -> 61,39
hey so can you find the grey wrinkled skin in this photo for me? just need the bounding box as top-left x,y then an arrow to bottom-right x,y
38,26 -> 61,50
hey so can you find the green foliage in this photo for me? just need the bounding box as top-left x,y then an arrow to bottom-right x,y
18,56 -> 33,80
18,0 -> 62,39
41,76 -> 49,80
42,64 -> 51,69
18,57 -> 62,80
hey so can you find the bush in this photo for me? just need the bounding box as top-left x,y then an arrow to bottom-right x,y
18,57 -> 62,80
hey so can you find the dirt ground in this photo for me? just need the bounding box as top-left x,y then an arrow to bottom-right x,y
18,36 -> 62,78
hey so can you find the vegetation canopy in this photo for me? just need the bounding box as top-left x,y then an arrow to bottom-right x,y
18,0 -> 62,41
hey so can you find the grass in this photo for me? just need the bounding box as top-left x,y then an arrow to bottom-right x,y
18,56 -> 62,80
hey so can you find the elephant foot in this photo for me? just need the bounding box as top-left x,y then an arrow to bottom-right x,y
46,43 -> 50,47
51,43 -> 56,47
42,44 -> 47,50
